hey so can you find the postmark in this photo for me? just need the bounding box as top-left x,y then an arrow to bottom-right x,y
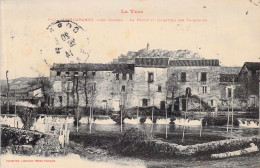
40,20 -> 90,67
47,20 -> 89,59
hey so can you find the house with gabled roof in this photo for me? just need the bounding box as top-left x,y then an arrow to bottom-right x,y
237,62 -> 260,109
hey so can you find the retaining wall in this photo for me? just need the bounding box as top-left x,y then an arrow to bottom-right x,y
152,136 -> 260,156
1,127 -> 61,156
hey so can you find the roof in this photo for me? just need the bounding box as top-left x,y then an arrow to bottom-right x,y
219,74 -> 238,83
218,67 -> 242,74
135,58 -> 169,68
51,63 -> 135,74
169,59 -> 219,66
244,62 -> 260,71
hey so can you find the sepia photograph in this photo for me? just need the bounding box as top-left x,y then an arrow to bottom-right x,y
1,0 -> 260,167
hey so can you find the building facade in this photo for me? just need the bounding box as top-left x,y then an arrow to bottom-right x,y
237,62 -> 260,109
49,59 -> 259,112
50,63 -> 134,111
132,58 -> 169,109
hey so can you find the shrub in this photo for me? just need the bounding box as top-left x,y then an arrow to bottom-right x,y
202,117 -> 239,126
140,117 -> 146,123
119,128 -> 154,156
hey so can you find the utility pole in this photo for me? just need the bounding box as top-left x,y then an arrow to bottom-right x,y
76,102 -> 79,133
182,94 -> 188,143
14,88 -> 17,128
151,97 -> 154,133
231,76 -> 234,134
6,71 -> 10,114
199,95 -> 202,137
165,98 -> 168,139
226,100 -> 230,133
120,92 -> 123,132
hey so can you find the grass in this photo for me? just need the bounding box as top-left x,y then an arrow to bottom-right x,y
155,133 -> 227,145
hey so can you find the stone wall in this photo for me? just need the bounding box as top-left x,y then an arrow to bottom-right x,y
50,70 -> 135,111
167,66 -> 242,111
152,136 -> 260,156
132,67 -> 168,108
1,127 -> 61,156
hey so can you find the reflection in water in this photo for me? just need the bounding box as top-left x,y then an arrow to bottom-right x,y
1,115 -> 259,138
33,122 -> 260,138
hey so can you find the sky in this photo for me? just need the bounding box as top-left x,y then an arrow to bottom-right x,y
1,0 -> 260,79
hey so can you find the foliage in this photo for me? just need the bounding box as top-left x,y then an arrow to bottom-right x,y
17,107 -> 38,130
1,104 -> 15,114
119,128 -> 154,155
202,116 -> 239,126
27,76 -> 53,107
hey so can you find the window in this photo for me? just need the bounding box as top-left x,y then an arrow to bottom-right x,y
226,86 -> 233,98
92,71 -> 96,76
186,87 -> 191,97
83,72 -> 87,76
57,71 -> 61,76
148,72 -> 154,83
228,88 -> 232,97
202,86 -> 207,94
181,72 -> 186,82
122,73 -> 127,80
65,71 -> 70,76
121,85 -> 126,92
66,81 -> 73,92
201,72 -> 207,82
58,96 -> 62,104
199,85 -> 210,94
142,99 -> 149,107
160,101 -> 166,110
74,71 -> 78,76
92,83 -> 96,91
116,74 -> 119,80
158,85 -> 162,92
129,74 -> 133,80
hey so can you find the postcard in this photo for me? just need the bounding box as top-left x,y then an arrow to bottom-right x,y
1,0 -> 260,168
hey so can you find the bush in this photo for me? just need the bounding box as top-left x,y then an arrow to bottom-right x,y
1,104 -> 15,114
202,117 -> 239,126
17,107 -> 38,130
119,128 -> 154,156
140,117 -> 146,123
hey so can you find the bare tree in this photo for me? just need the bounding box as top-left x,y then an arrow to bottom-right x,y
167,72 -> 180,116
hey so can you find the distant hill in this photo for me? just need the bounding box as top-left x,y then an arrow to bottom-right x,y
0,77 -> 45,92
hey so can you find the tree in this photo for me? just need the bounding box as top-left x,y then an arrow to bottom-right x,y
27,76 -> 53,108
167,72 -> 180,115
17,107 -> 38,130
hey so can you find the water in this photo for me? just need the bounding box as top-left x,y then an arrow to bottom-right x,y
1,115 -> 259,138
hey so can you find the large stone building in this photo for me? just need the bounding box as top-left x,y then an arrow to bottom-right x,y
132,58 -> 169,109
50,63 -> 134,111
49,56 -> 259,112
